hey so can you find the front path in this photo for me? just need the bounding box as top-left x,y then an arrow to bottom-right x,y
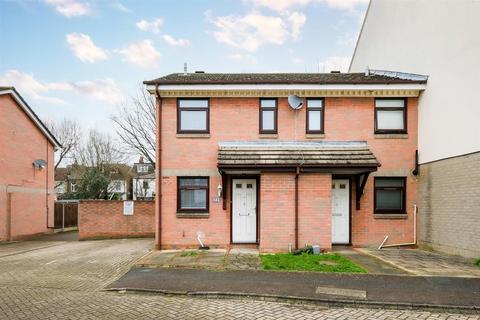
358,248 -> 480,277
0,238 -> 477,319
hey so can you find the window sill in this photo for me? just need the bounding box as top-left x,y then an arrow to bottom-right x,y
374,134 -> 408,139
259,134 -> 278,139
374,213 -> 407,219
306,133 -> 325,139
177,212 -> 209,218
176,133 -> 210,139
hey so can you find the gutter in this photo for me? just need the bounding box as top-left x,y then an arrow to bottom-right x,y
155,84 -> 162,250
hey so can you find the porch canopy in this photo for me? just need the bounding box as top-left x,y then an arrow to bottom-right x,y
217,141 -> 380,174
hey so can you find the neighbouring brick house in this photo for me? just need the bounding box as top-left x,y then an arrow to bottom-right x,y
144,72 -> 427,252
0,87 -> 61,241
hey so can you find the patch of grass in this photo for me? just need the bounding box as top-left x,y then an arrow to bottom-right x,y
180,251 -> 198,257
475,258 -> 480,268
260,253 -> 367,273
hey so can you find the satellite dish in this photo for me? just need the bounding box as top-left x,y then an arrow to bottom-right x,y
288,95 -> 303,110
32,159 -> 47,169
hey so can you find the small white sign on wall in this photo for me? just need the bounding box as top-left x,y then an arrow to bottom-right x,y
123,201 -> 134,216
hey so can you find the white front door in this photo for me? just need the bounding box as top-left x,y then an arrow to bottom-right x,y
232,179 -> 257,243
331,179 -> 350,244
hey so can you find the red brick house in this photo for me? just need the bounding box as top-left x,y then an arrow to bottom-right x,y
144,72 -> 427,252
0,87 -> 61,241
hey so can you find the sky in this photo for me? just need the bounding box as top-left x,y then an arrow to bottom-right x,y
0,0 -> 368,135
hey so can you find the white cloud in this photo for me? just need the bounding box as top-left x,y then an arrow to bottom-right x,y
207,11 -> 306,52
247,0 -> 368,12
322,0 -> 369,11
287,11 -> 306,39
0,70 -> 122,105
66,33 -> 109,63
70,79 -> 122,104
136,18 -> 163,34
113,2 -> 130,13
44,0 -> 92,17
162,34 -> 191,47
117,40 -> 160,68
320,56 -> 351,72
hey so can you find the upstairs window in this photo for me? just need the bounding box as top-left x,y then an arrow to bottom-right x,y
137,164 -> 149,173
177,99 -> 209,133
375,98 -> 407,134
306,98 -> 324,134
177,177 -> 209,213
259,98 -> 277,134
374,177 -> 406,214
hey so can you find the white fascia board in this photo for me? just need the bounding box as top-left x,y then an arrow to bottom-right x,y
0,89 -> 62,149
146,83 -> 426,93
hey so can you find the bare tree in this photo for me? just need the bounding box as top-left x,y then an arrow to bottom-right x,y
74,129 -> 127,170
111,86 -> 156,165
73,129 -> 130,199
45,118 -> 81,169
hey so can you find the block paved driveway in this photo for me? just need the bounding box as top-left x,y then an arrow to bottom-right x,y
0,237 -> 478,320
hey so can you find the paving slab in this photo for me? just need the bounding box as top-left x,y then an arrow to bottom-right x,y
358,248 -> 480,277
108,267 -> 480,309
333,247 -> 408,275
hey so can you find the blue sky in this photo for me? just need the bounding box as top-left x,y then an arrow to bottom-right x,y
0,0 -> 368,133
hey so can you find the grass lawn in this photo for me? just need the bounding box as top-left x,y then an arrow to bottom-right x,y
261,253 -> 367,273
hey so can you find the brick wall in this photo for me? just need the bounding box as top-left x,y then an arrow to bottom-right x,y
260,173 -> 332,253
157,96 -> 419,250
0,94 -> 55,241
79,200 -> 154,240
418,152 -> 480,258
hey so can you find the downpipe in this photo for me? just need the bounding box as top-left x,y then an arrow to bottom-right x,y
378,204 -> 417,249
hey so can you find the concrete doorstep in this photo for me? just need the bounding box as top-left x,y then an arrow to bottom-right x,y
106,268 -> 480,313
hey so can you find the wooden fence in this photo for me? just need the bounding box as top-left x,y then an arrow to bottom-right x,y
54,201 -> 79,229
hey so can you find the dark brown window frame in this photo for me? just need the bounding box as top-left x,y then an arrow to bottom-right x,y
177,176 -> 210,213
259,98 -> 278,134
374,177 -> 406,214
177,98 -> 210,134
374,98 -> 407,134
306,98 -> 325,134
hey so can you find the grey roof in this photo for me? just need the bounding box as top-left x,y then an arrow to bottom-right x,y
217,141 -> 380,168
145,72 -> 427,85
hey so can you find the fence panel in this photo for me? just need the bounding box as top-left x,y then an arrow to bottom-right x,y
54,201 -> 79,229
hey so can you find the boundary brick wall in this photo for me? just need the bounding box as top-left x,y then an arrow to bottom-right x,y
79,200 -> 154,240
418,152 -> 480,259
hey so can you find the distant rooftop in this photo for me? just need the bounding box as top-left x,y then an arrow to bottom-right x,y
144,72 -> 428,86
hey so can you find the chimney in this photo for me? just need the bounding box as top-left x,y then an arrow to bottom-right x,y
183,62 -> 188,76
139,156 -> 144,163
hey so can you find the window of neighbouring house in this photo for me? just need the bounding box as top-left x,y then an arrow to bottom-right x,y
306,98 -> 324,133
137,164 -> 149,173
374,177 -> 406,213
177,99 -> 209,133
70,182 -> 77,193
259,98 -> 277,134
177,177 -> 209,212
375,98 -> 407,133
